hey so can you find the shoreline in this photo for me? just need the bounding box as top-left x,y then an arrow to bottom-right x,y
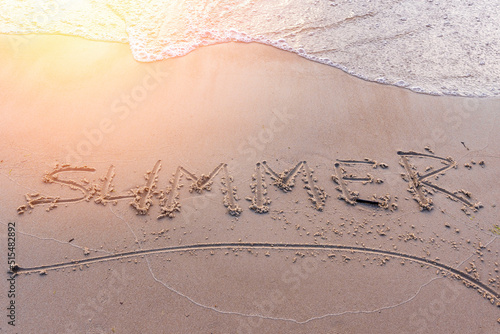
1,33 -> 499,333
3,32 -> 500,98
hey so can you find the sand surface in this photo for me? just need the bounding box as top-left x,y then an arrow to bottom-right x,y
2,0 -> 500,96
1,35 -> 499,333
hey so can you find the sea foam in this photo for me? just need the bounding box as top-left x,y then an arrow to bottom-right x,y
1,0 -> 499,97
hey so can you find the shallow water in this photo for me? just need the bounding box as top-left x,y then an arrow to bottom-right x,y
1,0 -> 499,97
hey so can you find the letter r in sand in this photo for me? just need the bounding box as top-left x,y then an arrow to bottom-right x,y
397,151 -> 482,213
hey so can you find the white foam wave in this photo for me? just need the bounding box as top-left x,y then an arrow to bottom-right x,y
1,0 -> 499,97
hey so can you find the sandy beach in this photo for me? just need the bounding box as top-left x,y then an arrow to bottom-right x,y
1,34 -> 499,333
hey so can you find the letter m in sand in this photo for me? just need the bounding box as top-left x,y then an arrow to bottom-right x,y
246,161 -> 327,213
158,163 -> 242,219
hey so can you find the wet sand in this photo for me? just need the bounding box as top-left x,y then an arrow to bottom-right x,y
1,34 -> 499,333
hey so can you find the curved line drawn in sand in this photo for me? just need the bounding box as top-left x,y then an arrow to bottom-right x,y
9,242 -> 500,307
158,162 -> 242,218
17,150 -> 483,216
397,151 -> 483,213
332,158 -> 395,209
247,161 -> 327,213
